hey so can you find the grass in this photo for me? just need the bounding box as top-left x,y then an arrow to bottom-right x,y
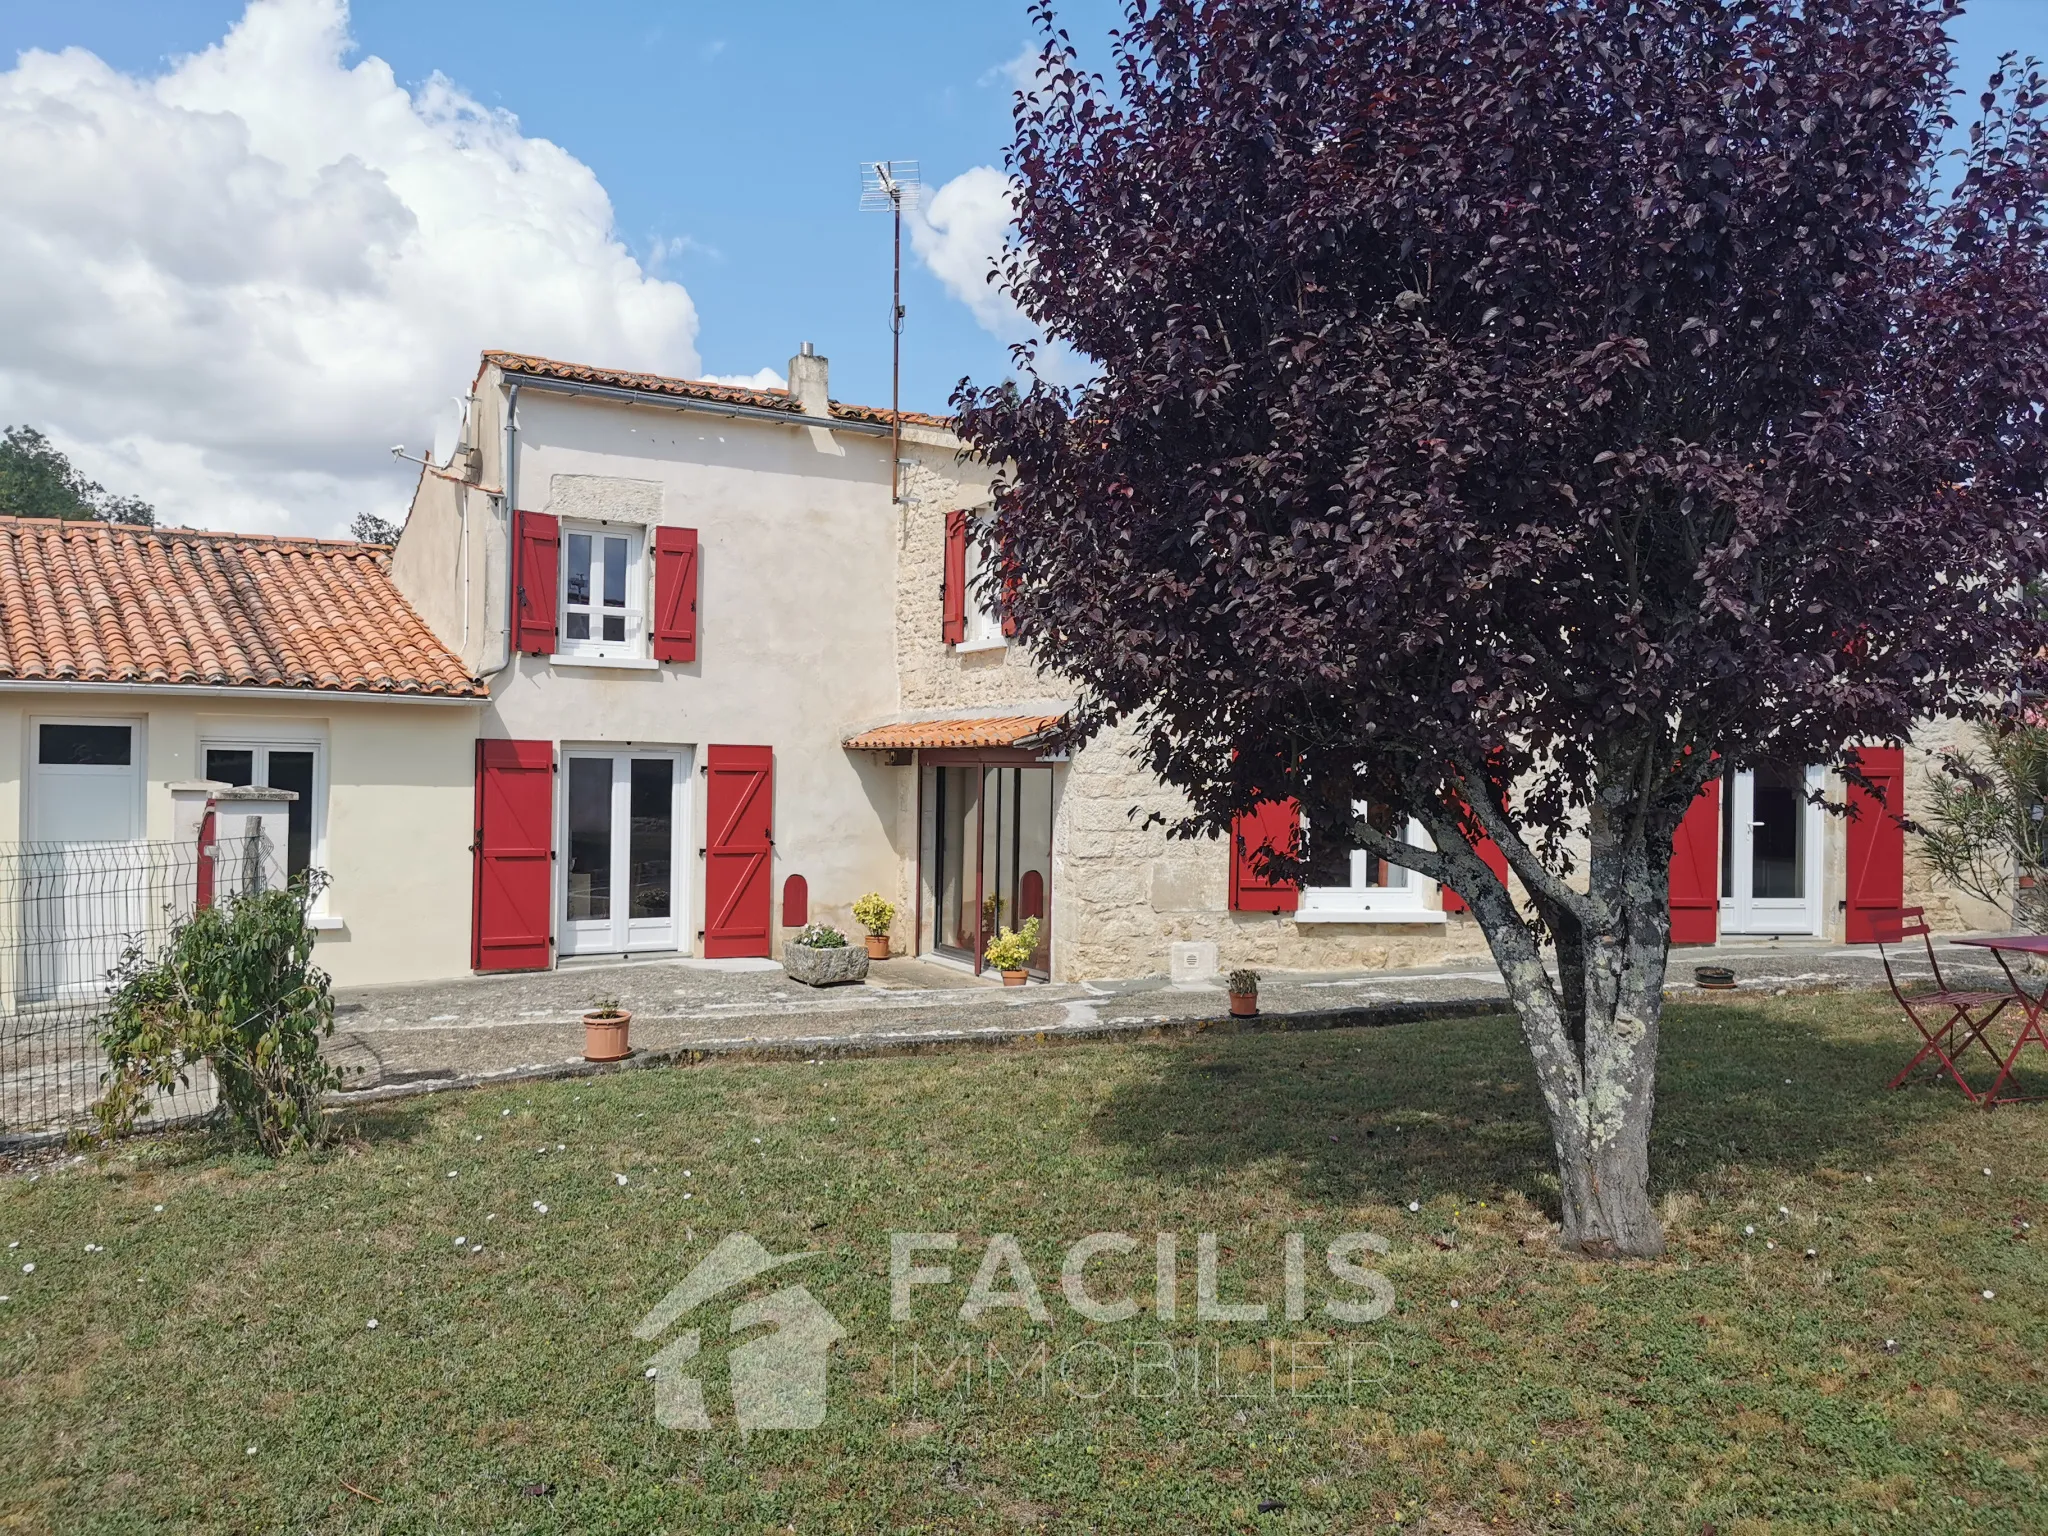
0,992 -> 2044,1534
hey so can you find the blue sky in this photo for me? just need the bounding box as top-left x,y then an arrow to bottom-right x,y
0,1 -> 2041,536
0,0 -> 1124,418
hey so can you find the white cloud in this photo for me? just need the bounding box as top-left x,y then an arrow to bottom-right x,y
912,166 -> 1089,385
911,166 -> 1026,340
701,368 -> 787,392
0,0 -> 702,536
978,43 -> 1043,95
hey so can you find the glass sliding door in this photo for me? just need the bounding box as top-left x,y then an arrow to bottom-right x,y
929,761 -> 1054,974
561,749 -> 684,956
933,766 -> 980,959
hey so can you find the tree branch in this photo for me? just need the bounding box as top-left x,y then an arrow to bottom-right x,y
1447,756 -> 1599,926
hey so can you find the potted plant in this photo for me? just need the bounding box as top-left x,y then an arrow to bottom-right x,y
783,922 -> 870,987
583,996 -> 632,1062
984,917 -> 1042,986
852,892 -> 896,960
1227,968 -> 1260,1017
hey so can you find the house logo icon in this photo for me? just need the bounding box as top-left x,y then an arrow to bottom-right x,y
632,1233 -> 846,1434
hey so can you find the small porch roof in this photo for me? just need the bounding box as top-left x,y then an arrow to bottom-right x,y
842,713 -> 1067,752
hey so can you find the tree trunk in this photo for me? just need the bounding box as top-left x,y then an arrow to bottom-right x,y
1547,969 -> 1666,1257
1503,936 -> 1669,1259
1412,777 -> 1674,1259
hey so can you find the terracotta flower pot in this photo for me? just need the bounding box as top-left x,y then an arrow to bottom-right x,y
1002,969 -> 1028,987
865,933 -> 891,960
583,1010 -> 632,1062
1229,992 -> 1258,1017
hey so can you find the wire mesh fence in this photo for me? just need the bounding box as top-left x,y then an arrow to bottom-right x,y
0,827 -> 282,1140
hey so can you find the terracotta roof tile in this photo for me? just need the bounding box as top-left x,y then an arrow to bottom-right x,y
843,714 -> 1067,751
0,516 -> 482,698
485,350 -> 954,431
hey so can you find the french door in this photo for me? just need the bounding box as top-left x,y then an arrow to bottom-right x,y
560,749 -> 686,956
1719,763 -> 1825,935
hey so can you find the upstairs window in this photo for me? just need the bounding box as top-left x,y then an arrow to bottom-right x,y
560,525 -> 645,660
960,518 -> 1006,650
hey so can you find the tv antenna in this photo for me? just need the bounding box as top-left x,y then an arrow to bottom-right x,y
861,160 -> 919,503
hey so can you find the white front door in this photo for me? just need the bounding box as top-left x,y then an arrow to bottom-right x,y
26,720 -> 145,999
1720,764 -> 1825,936
560,749 -> 686,957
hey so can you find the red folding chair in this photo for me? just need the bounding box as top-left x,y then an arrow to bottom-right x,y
1874,908 -> 2016,1102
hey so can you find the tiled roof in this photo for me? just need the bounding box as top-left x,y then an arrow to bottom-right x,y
484,351 -> 955,431
843,714 -> 1067,751
0,516 -> 483,698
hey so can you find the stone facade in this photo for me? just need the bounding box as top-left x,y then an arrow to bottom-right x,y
886,453 -> 1490,983
883,441 -> 1993,983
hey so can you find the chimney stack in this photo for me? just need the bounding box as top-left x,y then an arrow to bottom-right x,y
788,342 -> 830,419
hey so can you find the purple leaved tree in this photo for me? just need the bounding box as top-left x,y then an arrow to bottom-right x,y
957,0 -> 2048,1257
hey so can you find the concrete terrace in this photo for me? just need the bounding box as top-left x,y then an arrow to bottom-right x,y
319,937 -> 2023,1103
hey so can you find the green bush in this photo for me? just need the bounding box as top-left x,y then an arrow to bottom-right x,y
94,880 -> 340,1154
851,892 -> 896,936
984,917 -> 1042,972
792,922 -> 848,949
1919,720 -> 2048,930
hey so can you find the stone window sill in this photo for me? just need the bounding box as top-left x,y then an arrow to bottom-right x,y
953,638 -> 1008,655
1293,907 -> 1448,925
549,654 -> 660,671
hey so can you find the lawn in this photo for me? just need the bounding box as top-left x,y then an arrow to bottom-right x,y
0,992 -> 2043,1534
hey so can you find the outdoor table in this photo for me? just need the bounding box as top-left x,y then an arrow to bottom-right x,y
1949,935 -> 2048,1107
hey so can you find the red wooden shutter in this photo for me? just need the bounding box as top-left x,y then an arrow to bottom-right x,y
1845,745 -> 1906,943
652,525 -> 699,663
1669,775 -> 1721,944
781,873 -> 808,929
942,510 -> 968,644
512,511 -> 559,656
1229,799 -> 1301,913
705,744 -> 774,958
472,738 -> 554,972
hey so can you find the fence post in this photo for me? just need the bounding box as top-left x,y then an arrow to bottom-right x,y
243,820 -> 265,897
195,809 -> 216,910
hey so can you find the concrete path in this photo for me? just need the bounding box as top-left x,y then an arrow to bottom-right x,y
322,936 -> 2018,1101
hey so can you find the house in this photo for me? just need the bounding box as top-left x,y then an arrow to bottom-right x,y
392,347 -> 994,972
385,346 -> 1988,987
0,516 -> 484,988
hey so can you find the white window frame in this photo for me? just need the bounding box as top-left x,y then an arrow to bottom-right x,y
553,742 -> 692,958
1296,802 -> 1449,924
556,521 -> 648,662
26,716 -> 145,844
957,513 -> 1007,653
199,729 -> 332,921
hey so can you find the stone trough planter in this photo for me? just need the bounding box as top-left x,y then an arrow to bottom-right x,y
783,941 -> 870,988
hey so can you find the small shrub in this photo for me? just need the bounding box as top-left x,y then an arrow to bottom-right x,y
1227,967 -> 1260,995
984,917 -> 1042,972
851,892 -> 897,936
793,922 -> 848,949
589,996 -> 626,1019
94,879 -> 339,1154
